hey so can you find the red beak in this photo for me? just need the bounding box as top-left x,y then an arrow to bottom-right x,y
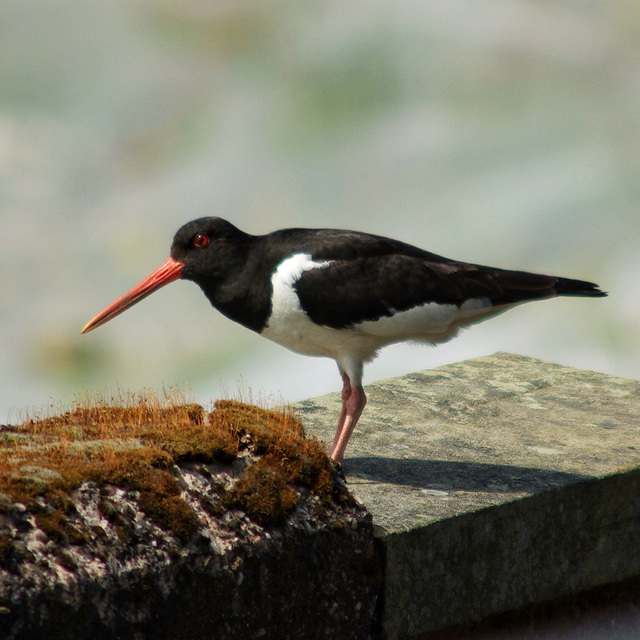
81,257 -> 184,334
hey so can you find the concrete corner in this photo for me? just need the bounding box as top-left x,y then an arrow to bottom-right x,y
296,352 -> 640,638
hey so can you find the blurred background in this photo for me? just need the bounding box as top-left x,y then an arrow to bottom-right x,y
1,0 -> 638,421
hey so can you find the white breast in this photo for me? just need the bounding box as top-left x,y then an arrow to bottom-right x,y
261,253 -> 383,367
262,253 -> 331,353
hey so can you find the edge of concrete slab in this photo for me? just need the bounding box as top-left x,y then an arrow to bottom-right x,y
296,353 -> 640,639
380,466 -> 640,639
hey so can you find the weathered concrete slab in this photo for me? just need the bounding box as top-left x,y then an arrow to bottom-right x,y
295,352 -> 640,639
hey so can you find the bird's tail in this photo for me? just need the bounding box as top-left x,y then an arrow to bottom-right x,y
477,269 -> 607,306
553,277 -> 607,298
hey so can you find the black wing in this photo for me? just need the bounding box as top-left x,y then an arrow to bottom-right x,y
292,232 -> 604,329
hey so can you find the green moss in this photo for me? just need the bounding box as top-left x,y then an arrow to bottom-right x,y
139,489 -> 198,543
224,455 -> 299,526
0,395 -> 342,549
216,401 -> 344,525
35,511 -> 70,543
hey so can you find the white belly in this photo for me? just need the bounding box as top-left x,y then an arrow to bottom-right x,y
261,253 -> 382,364
261,253 -> 504,377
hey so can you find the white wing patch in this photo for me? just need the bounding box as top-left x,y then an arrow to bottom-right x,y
354,297 -> 497,342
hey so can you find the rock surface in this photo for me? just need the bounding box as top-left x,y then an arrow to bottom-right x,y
0,399 -> 380,640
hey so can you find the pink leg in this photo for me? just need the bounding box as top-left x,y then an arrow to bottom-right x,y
330,372 -> 366,464
332,371 -> 351,450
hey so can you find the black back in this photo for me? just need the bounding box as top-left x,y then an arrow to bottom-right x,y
171,218 -> 606,332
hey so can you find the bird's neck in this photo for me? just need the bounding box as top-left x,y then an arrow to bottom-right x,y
196,239 -> 280,333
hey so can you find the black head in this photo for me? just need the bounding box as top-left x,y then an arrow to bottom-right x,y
170,217 -> 251,284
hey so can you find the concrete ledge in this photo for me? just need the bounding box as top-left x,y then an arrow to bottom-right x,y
296,353 -> 640,639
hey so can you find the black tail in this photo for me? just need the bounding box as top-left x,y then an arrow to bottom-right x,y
553,277 -> 607,298
475,269 -> 608,306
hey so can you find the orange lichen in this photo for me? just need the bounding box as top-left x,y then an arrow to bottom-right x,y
213,400 -> 338,523
225,455 -> 300,526
0,392 -> 340,557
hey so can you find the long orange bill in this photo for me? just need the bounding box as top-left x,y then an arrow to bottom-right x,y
81,257 -> 184,334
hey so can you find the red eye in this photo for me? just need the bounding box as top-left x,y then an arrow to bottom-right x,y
193,233 -> 210,248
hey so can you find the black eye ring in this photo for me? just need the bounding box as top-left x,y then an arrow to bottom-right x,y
193,233 -> 210,248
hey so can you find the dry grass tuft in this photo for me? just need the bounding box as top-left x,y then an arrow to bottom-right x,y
0,392 -> 340,554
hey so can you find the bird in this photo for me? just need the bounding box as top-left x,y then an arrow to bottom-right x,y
82,217 -> 606,464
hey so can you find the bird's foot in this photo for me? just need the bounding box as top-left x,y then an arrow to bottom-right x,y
330,459 -> 346,481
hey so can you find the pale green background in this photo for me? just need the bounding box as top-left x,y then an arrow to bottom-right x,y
1,1 -> 637,420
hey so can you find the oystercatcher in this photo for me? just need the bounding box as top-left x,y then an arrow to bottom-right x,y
82,217 -> 606,463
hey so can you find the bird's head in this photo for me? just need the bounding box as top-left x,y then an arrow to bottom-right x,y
81,217 -> 247,334
169,217 -> 247,282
